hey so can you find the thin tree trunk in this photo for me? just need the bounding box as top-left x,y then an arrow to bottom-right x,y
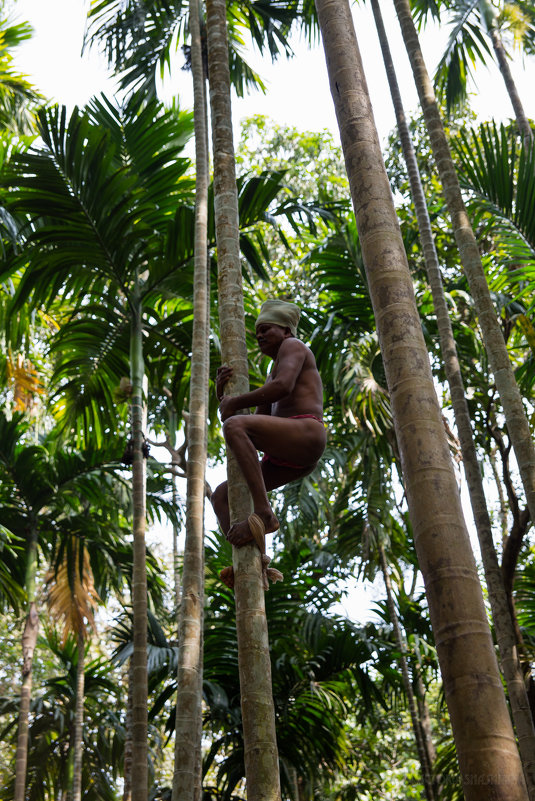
205,1 -> 281,799
391,0 -> 535,558
378,544 -> 435,801
14,531 -> 39,801
314,1 -> 528,798
370,0 -> 535,793
170,405 -> 182,619
130,290 -> 149,801
123,661 -> 134,801
172,1 -> 210,798
488,26 -> 532,142
489,446 -> 510,547
72,630 -> 85,801
414,666 -> 438,789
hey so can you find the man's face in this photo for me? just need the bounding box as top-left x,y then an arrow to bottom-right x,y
255,323 -> 289,356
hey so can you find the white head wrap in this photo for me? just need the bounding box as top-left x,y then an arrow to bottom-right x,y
255,299 -> 300,336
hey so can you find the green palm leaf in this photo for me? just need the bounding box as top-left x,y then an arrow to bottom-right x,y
433,0 -> 494,113
452,121 -> 535,299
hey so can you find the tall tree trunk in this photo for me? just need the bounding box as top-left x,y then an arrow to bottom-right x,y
414,666 -> 438,785
14,530 -> 39,801
172,1 -> 210,799
370,0 -> 535,793
378,544 -> 435,801
205,1 -> 282,799
130,289 -> 149,801
483,10 -> 532,142
123,661 -> 134,801
391,0 -> 535,549
314,1 -> 528,799
168,403 -> 182,620
72,630 -> 85,801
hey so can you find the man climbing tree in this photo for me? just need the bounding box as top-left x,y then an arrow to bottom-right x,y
212,299 -> 326,585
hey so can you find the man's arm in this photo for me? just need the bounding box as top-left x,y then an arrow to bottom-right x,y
255,374 -> 272,416
219,339 -> 306,421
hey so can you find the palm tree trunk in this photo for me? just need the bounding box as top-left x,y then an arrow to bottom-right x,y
72,630 -> 85,801
487,24 -> 532,142
167,402 -> 182,619
172,2 -> 210,799
370,0 -> 535,794
14,530 -> 39,801
314,1 -> 528,798
391,0 -> 535,556
378,544 -> 435,801
414,666 -> 438,788
205,1 -> 281,799
123,661 -> 133,801
130,289 -> 149,801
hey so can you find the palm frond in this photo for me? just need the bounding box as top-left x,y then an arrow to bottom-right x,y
433,0 -> 494,114
452,120 -> 535,301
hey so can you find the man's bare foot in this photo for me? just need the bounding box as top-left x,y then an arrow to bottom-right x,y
226,511 -> 279,548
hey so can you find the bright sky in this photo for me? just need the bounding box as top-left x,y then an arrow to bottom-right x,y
8,0 -> 535,147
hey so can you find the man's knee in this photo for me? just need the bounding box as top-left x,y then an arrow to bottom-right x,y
222,415 -> 246,444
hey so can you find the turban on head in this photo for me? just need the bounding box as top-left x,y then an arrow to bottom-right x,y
256,299 -> 300,337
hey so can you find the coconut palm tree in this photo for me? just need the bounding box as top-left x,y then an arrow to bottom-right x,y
313,0 -> 528,798
390,0 -> 535,604
172,0 -> 210,798
370,1 -> 535,789
205,0 -> 282,798
0,96 -> 197,801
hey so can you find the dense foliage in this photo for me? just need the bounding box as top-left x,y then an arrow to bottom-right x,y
0,2 -> 533,800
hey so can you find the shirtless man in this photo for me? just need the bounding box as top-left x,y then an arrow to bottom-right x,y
211,299 -> 326,554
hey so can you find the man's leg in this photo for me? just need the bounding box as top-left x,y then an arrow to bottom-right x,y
222,417 -> 278,543
217,414 -> 325,545
211,459 -> 313,541
211,480 -> 230,535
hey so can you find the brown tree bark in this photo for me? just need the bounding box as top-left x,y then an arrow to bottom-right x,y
314,1 -> 528,798
172,0 -> 210,798
369,0 -> 535,793
379,545 -> 435,801
205,1 -> 281,799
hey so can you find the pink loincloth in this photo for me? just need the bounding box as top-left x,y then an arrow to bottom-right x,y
261,413 -> 325,469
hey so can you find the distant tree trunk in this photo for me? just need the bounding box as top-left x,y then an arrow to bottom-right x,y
370,0 -> 535,794
314,1 -> 528,799
72,630 -> 85,801
205,1 -> 282,798
123,661 -> 133,801
169,404 -> 182,619
14,530 -> 39,801
172,0 -> 210,798
484,13 -> 532,142
414,667 -> 437,780
130,289 -> 149,801
379,544 -> 435,801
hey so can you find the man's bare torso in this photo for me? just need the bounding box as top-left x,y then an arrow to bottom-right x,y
264,338 -> 324,420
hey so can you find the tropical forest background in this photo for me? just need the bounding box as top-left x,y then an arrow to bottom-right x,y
0,0 -> 534,800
